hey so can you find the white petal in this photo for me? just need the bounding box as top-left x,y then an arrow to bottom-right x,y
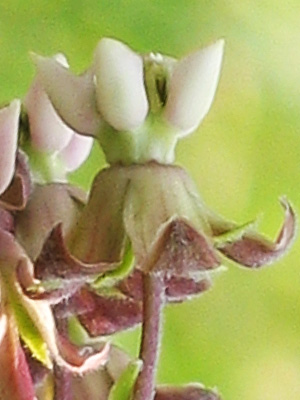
0,100 -> 20,195
164,39 -> 224,136
59,133 -> 93,172
94,38 -> 148,131
25,75 -> 74,153
32,53 -> 101,136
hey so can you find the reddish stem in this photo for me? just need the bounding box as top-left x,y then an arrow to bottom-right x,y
53,364 -> 72,400
133,272 -> 165,400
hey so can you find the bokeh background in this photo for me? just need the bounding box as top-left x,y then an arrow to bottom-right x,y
1,1 -> 300,399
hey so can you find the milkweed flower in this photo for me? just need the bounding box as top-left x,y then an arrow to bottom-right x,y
0,94 -> 107,399
24,37 -> 296,400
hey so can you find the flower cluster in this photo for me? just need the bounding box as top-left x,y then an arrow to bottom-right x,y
0,37 -> 296,400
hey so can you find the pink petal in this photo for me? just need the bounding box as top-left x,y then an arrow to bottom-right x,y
59,133 -> 93,172
32,54 -> 101,136
164,40 -> 224,136
25,72 -> 74,152
0,100 -> 20,195
94,38 -> 148,131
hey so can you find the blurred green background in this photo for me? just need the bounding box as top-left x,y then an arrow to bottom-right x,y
1,1 -> 300,399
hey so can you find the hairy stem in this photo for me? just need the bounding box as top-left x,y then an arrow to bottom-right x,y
53,364 -> 72,400
133,272 -> 165,400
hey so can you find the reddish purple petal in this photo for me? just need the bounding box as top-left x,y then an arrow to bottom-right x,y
217,199 -> 296,268
18,224 -> 119,304
165,276 -> 212,302
146,219 -> 220,276
35,224 -> 117,280
155,385 -> 222,400
118,270 -> 144,301
0,151 -> 32,211
119,270 -> 212,303
73,288 -> 142,336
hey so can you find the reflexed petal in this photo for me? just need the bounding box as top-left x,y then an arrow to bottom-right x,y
118,270 -> 143,301
144,218 -> 220,276
164,40 -> 224,135
18,224 -> 118,305
17,270 -> 109,374
119,270 -> 212,303
32,53 -> 101,135
62,346 -> 131,400
94,38 -> 148,131
0,314 -> 36,400
0,100 -> 20,195
217,199 -> 296,268
155,384 -> 221,400
0,226 -> 108,374
57,334 -> 110,374
0,151 -> 32,211
25,70 -> 74,152
165,275 -> 212,302
73,288 -> 142,336
59,133 -> 93,172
